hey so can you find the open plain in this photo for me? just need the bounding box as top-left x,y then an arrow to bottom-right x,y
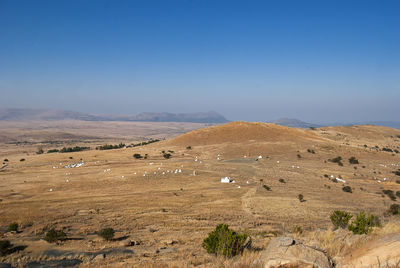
1,121 -> 400,267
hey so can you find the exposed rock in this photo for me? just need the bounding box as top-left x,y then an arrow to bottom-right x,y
120,239 -> 135,247
92,254 -> 105,261
260,237 -> 332,268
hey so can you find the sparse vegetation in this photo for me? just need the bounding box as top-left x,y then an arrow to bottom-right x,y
307,149 -> 315,154
97,228 -> 115,241
382,189 -> 397,201
47,149 -> 59,153
133,153 -> 142,159
382,147 -> 393,152
297,154 -> 301,159
36,148 -> 44,154
393,170 -> 400,176
0,240 -> 12,256
342,186 -> 352,193
44,229 -> 67,243
20,158 -> 25,162
60,146 -> 90,153
298,194 -> 305,202
263,185 -> 271,191
96,143 -> 125,150
8,222 -> 18,232
202,224 -> 248,258
348,212 -> 381,234
328,156 -> 343,166
129,139 -> 161,148
163,153 -> 172,159
348,156 -> 359,164
330,210 -> 352,230
186,146 -> 192,150
3,159 -> 8,162
279,178 -> 286,183
387,204 -> 400,215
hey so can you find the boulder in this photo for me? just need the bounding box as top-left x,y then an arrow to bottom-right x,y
260,237 -> 332,268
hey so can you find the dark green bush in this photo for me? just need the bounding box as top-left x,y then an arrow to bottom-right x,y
163,153 -> 172,159
0,240 -> 12,256
133,153 -> 142,159
44,229 -> 67,243
297,154 -> 302,159
8,222 -> 18,232
328,156 -> 343,166
330,210 -> 352,230
342,186 -> 352,193
186,146 -> 192,150
393,170 -> 400,176
202,224 -> 248,257
3,159 -> 8,162
47,149 -> 59,153
348,157 -> 359,164
20,158 -> 25,162
307,149 -> 315,154
382,189 -> 396,201
279,178 -> 286,183
60,146 -> 90,153
396,191 -> 400,198
263,185 -> 271,191
298,194 -> 304,202
348,212 -> 381,234
388,204 -> 400,215
96,143 -> 125,150
382,148 -> 393,152
97,228 -> 115,241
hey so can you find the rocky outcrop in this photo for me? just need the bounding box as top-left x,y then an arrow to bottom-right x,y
260,237 -> 332,268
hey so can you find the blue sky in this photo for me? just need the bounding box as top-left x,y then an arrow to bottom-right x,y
0,0 -> 399,123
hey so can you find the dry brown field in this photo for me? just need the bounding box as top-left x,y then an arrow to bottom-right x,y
0,121 -> 400,267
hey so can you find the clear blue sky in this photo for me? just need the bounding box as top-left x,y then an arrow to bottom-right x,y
0,0 -> 399,123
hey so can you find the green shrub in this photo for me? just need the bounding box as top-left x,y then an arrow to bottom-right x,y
328,156 -> 343,166
263,185 -> 271,191
47,149 -> 59,153
186,146 -> 192,150
133,153 -> 142,159
298,194 -> 304,202
0,240 -> 12,256
297,154 -> 302,159
393,170 -> 400,176
8,222 -> 18,232
330,210 -> 352,230
96,143 -> 125,150
44,229 -> 67,243
20,158 -> 25,162
382,148 -> 393,152
342,186 -> 352,193
97,228 -> 115,241
279,178 -> 286,183
348,212 -> 381,234
202,224 -> 248,257
348,157 -> 359,164
307,149 -> 316,154
3,159 -> 8,162
163,153 -> 172,159
388,204 -> 400,215
382,189 -> 396,201
60,146 -> 90,153
396,191 -> 400,198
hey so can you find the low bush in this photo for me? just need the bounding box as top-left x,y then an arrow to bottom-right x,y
307,149 -> 316,154
396,191 -> 400,198
163,153 -> 172,159
348,212 -> 381,234
60,146 -> 90,153
202,224 -> 248,257
393,170 -> 400,176
382,189 -> 396,201
133,153 -> 142,159
44,229 -> 67,243
8,222 -> 18,232
348,157 -> 359,164
342,186 -> 352,193
97,228 -> 115,241
279,178 -> 286,183
47,149 -> 59,153
20,158 -> 25,162
96,143 -> 125,150
330,210 -> 352,230
298,194 -> 305,202
0,240 -> 12,256
263,185 -> 271,191
186,146 -> 192,150
388,204 -> 400,215
382,148 -> 393,152
3,159 -> 8,162
297,154 -> 302,159
328,156 -> 343,166
36,149 -> 44,154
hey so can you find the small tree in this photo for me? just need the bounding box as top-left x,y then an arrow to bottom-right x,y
0,240 -> 12,256
330,210 -> 352,230
44,229 -> 67,243
98,228 -> 115,241
133,153 -> 142,159
202,224 -> 248,258
388,204 -> 400,215
348,157 -> 359,164
348,212 -> 381,234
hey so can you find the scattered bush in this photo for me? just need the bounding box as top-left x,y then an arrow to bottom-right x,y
330,210 -> 352,230
307,149 -> 316,154
8,222 -> 18,232
279,178 -> 286,183
393,170 -> 400,176
130,139 -> 161,147
0,240 -> 12,256
324,174 -> 329,178
328,156 -> 343,166
96,143 -> 125,150
60,146 -> 90,153
186,146 -> 192,150
387,204 -> 400,215
44,229 -> 67,243
342,186 -> 352,193
382,189 -> 397,201
47,149 -> 59,153
263,185 -> 271,191
396,191 -> 400,198
36,149 -> 44,154
3,159 -> 8,162
348,212 -> 381,234
297,154 -> 302,159
202,224 -> 248,257
348,157 -> 359,164
382,147 -> 393,152
20,158 -> 25,162
163,153 -> 172,159
97,228 -> 115,241
293,225 -> 303,234
133,153 -> 142,159
298,194 -> 305,202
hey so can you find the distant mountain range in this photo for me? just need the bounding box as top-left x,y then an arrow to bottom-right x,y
0,109 -> 229,123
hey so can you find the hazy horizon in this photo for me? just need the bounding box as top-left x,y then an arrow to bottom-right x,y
1,0 -> 399,123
